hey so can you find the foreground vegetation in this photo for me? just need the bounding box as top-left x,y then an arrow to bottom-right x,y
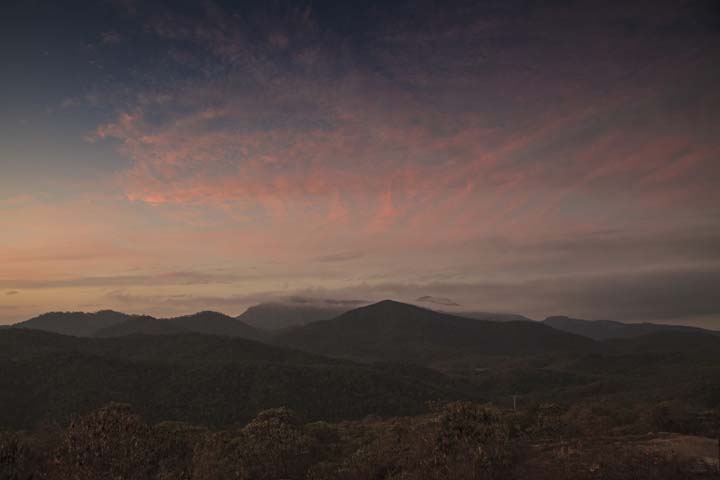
2,401 -> 718,480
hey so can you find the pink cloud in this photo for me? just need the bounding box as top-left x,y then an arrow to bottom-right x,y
86,1 -> 720,253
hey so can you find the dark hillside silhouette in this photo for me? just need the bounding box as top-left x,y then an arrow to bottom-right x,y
95,316 -> 186,337
15,310 -> 265,341
14,310 -> 133,337
543,316 -> 719,340
275,300 -> 595,363
602,331 -> 720,354
455,311 -> 534,322
168,311 -> 266,340
0,328 -> 480,429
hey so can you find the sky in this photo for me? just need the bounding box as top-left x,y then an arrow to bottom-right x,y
1,0 -> 719,326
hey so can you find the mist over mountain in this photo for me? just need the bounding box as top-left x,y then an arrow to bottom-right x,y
236,302 -> 352,330
416,295 -> 460,307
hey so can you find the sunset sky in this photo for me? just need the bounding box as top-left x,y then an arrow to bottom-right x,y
1,0 -> 719,326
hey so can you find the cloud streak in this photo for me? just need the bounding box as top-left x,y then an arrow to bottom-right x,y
93,0 -> 720,246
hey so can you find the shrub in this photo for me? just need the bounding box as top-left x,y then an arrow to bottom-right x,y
52,404 -> 162,479
192,407 -> 319,480
424,402 -> 513,479
532,402 -> 566,437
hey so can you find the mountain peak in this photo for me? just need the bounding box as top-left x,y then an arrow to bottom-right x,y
277,299 -> 593,363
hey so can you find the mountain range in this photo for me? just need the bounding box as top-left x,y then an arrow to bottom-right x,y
14,310 -> 136,337
15,310 -> 265,341
541,315 -> 719,340
3,299 -> 720,430
12,300 -> 718,349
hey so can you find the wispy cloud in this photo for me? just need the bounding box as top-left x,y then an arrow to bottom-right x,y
416,296 -> 460,307
93,0 -> 719,245
0,270 -> 253,290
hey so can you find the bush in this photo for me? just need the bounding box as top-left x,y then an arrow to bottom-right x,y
531,402 -> 566,437
192,407 -> 320,480
311,402 -> 515,480
424,402 -> 513,479
644,400 -> 696,433
51,404 -> 164,480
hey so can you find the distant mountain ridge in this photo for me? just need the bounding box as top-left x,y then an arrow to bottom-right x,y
454,311 -> 534,322
14,310 -> 134,337
542,316 -> 720,340
15,310 -> 264,341
275,300 -> 595,363
602,330 -> 720,354
14,302 -> 718,349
